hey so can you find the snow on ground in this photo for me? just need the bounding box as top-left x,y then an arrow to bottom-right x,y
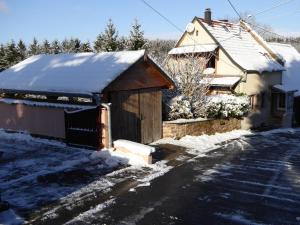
154,129 -> 252,156
0,130 -> 174,224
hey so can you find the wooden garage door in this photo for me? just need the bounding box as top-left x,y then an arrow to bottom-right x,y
140,89 -> 162,144
110,88 -> 162,144
110,90 -> 140,142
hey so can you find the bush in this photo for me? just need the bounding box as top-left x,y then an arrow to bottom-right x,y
165,95 -> 194,120
206,94 -> 250,119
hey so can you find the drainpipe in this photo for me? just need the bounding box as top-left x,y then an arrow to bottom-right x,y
101,103 -> 112,149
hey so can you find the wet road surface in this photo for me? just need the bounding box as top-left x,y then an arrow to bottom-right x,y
68,131 -> 300,225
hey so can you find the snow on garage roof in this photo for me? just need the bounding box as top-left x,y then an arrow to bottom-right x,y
197,18 -> 284,73
268,43 -> 300,95
0,50 -> 145,96
168,44 -> 218,55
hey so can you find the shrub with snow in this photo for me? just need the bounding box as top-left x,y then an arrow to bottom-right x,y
165,95 -> 194,120
206,94 -> 250,119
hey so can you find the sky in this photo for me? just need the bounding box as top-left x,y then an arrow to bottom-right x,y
0,0 -> 300,44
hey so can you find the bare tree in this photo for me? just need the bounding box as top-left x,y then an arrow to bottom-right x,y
164,52 -> 215,119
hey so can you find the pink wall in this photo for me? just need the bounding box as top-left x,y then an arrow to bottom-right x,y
0,102 -> 66,139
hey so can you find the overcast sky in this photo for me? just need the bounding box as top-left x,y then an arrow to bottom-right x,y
1,0 -> 299,44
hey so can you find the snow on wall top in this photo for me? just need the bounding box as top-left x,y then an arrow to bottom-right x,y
168,44 -> 217,55
199,19 -> 284,73
0,50 -> 145,95
268,43 -> 300,95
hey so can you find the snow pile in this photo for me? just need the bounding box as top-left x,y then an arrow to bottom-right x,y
206,94 -> 250,119
113,140 -> 155,156
0,209 -> 24,225
155,129 -> 252,155
268,42 -> 300,96
0,50 -> 145,95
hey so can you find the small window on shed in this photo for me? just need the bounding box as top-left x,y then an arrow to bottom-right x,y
196,30 -> 199,36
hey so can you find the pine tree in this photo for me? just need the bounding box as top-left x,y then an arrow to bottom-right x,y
94,34 -> 104,52
70,38 -> 81,53
94,19 -> 119,52
28,38 -> 40,56
118,36 -> 128,51
5,41 -> 19,67
128,19 -> 146,50
16,40 -> 27,62
51,40 -> 61,54
0,44 -> 7,71
42,39 -> 51,54
80,41 -> 93,52
61,39 -> 71,53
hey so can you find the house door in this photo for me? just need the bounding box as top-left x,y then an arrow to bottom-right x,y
109,88 -> 162,144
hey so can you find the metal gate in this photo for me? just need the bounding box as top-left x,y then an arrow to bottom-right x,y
65,106 -> 101,148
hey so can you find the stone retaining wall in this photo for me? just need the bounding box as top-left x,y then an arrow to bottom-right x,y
163,118 -> 241,139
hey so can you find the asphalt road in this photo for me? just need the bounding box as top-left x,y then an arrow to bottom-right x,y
75,131 -> 300,225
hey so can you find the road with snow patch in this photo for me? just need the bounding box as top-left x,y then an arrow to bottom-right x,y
1,130 -> 300,224
64,130 -> 300,225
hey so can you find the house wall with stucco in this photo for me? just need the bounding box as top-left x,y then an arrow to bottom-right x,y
174,18 -> 285,129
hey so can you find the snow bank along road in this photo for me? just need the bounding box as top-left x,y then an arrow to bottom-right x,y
1,128 -> 300,224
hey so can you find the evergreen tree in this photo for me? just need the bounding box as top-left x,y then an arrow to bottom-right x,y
94,19 -> 119,52
28,38 -> 40,56
0,44 -> 7,71
42,39 -> 51,54
70,38 -> 81,53
80,41 -> 93,52
16,40 -> 27,62
118,36 -> 128,51
128,19 -> 146,50
5,41 -> 19,67
94,34 -> 104,52
61,39 -> 71,53
51,40 -> 61,54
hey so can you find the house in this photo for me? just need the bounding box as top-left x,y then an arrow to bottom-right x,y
0,50 -> 175,149
268,42 -> 300,125
168,8 -> 294,129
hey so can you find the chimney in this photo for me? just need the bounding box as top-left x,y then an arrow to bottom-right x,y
204,8 -> 212,25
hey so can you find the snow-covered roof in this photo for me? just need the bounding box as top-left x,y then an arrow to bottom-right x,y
198,18 -> 284,73
168,44 -> 217,55
268,43 -> 300,95
272,84 -> 297,93
201,76 -> 241,87
210,76 -> 241,87
0,50 -> 145,95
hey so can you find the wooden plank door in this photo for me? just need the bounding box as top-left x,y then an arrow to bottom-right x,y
110,90 -> 141,142
139,88 -> 162,144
